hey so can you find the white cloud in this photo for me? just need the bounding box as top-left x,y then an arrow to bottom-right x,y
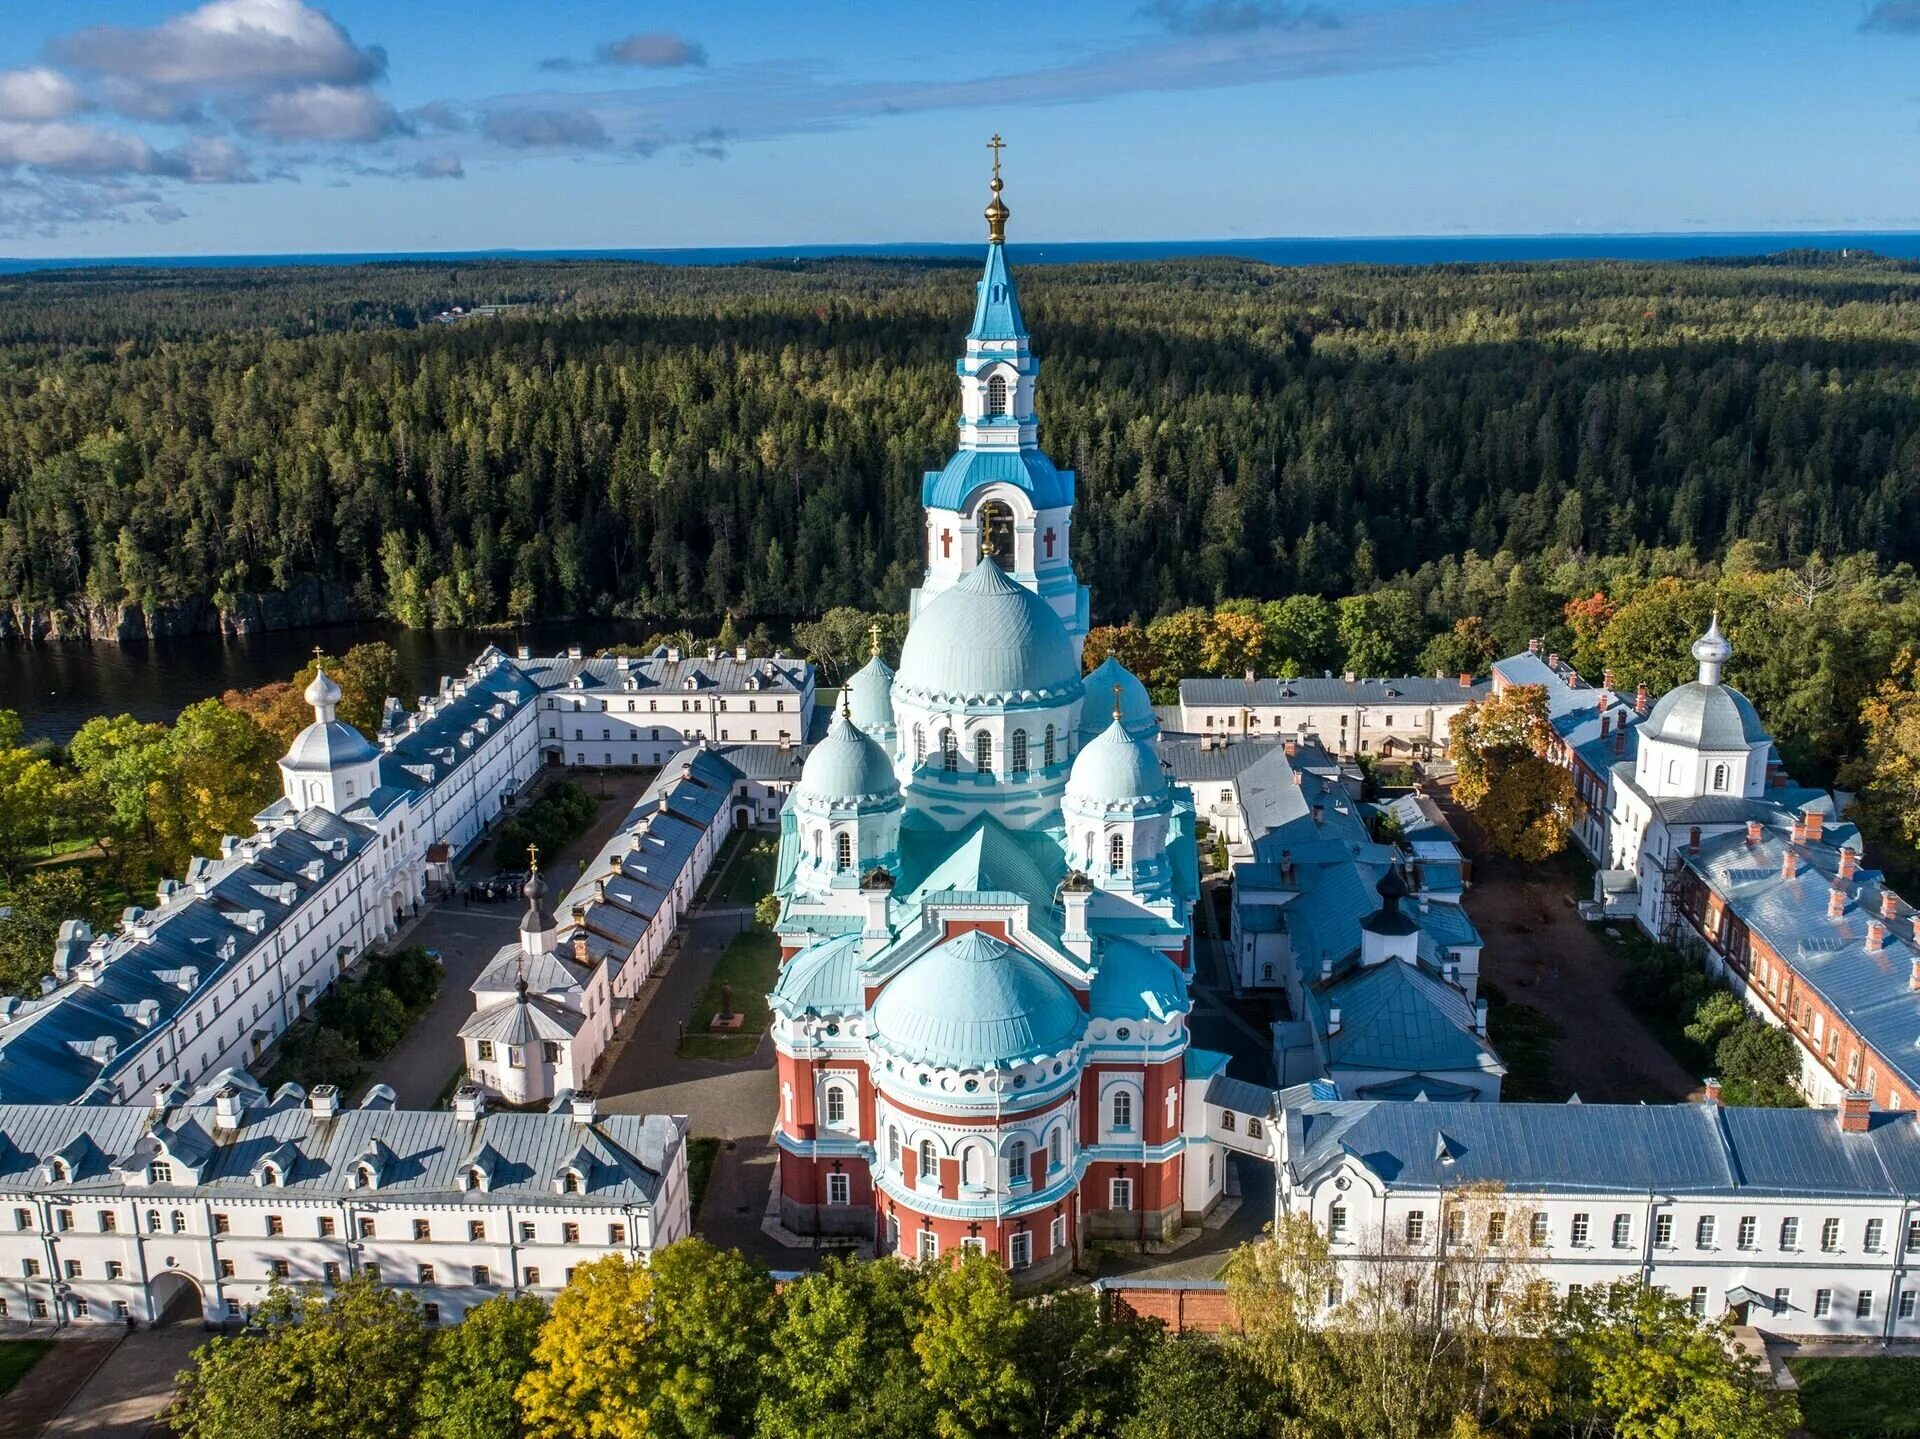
242,82 -> 399,141
178,134 -> 255,182
51,0 -> 382,90
596,33 -> 708,68
0,119 -> 164,177
0,68 -> 87,122
482,108 -> 611,149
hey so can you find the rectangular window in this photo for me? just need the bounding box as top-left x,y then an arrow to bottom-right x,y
472,1265 -> 491,1286
477,1040 -> 495,1062
1444,1209 -> 1464,1244
73,1297 -> 88,1318
469,1221 -> 485,1242
1822,1218 -> 1842,1253
1696,1216 -> 1716,1249
1689,1286 -> 1707,1317
1570,1213 -> 1589,1247
609,1224 -> 625,1246
318,1217 -> 335,1237
272,1260 -> 291,1279
1530,1213 -> 1549,1246
358,1218 -> 376,1239
1781,1217 -> 1800,1250
1907,1217 -> 1920,1253
1815,1289 -> 1832,1318
11,1209 -> 27,1230
99,1211 -> 117,1233
423,1303 -> 440,1324
1009,1231 -> 1032,1270
1110,1179 -> 1134,1211
1653,1213 -> 1673,1248
1612,1214 -> 1631,1249
1866,1218 -> 1885,1253
219,1259 -> 235,1279
519,1222 -> 536,1243
827,1173 -> 851,1206
1405,1211 -> 1426,1245
414,1219 -> 431,1241
1901,1291 -> 1917,1321
324,1263 -> 342,1284
1051,1215 -> 1067,1253
266,1215 -> 285,1236
106,1261 -> 124,1280
525,1267 -> 541,1287
63,1260 -> 81,1279
1486,1212 -> 1506,1245
1738,1215 -> 1756,1250
213,1212 -> 230,1234
918,1230 -> 939,1262
562,1223 -> 580,1245
1775,1287 -> 1791,1314
418,1264 -> 436,1284
1858,1291 -> 1875,1319
364,1264 -> 381,1283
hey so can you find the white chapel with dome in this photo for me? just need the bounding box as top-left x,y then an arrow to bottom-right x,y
767,150 -> 1244,1277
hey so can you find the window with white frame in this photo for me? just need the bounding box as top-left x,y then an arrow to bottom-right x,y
1696,1215 -> 1716,1249
1738,1215 -> 1757,1249
1570,1213 -> 1589,1247
1821,1217 -> 1842,1253
1110,1090 -> 1133,1130
1110,1178 -> 1134,1211
827,1173 -> 850,1207
1814,1289 -> 1832,1318
1689,1287 -> 1707,1317
1328,1203 -> 1347,1242
1901,1290 -> 1917,1320
824,1085 -> 847,1128
1008,1139 -> 1028,1182
918,1230 -> 939,1261
960,1235 -> 986,1255
1009,1230 -> 1032,1270
1049,1128 -> 1064,1169
1612,1214 -> 1632,1249
1866,1218 -> 1886,1252
1782,1216 -> 1801,1250
1051,1214 -> 1067,1253
1652,1213 -> 1673,1248
1858,1291 -> 1875,1319
1406,1211 -> 1426,1244
919,1139 -> 936,1179
1530,1213 -> 1549,1246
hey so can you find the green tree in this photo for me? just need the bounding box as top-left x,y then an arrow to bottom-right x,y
173,1273 -> 429,1439
1597,577 -> 1714,697
68,712 -> 173,853
415,1293 -> 548,1439
793,608 -> 907,684
1418,616 -> 1499,679
1121,1335 -> 1275,1439
1559,1281 -> 1797,1439
0,714 -> 62,883
150,698 -> 279,871
755,1257 -> 936,1439
644,1238 -> 777,1439
913,1253 -> 1031,1439
0,868 -> 107,996
1262,594 -> 1339,677
1021,1286 -> 1156,1439
516,1254 -> 660,1439
1715,1020 -> 1804,1108
1840,650 -> 1920,877
1336,591 -> 1427,676
1144,608 -> 1214,691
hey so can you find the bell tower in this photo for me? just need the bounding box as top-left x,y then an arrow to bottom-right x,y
911,136 -> 1089,659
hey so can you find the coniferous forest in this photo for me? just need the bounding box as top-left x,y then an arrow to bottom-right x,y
2,249 -> 1919,633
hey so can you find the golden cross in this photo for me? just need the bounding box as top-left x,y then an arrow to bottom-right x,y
987,133 -> 1005,182
312,645 -> 324,662
527,843 -> 540,872
868,621 -> 883,660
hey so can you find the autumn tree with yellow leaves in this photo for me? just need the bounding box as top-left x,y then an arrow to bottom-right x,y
1451,683 -> 1576,861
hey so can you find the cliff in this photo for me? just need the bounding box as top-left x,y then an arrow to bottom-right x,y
0,580 -> 359,644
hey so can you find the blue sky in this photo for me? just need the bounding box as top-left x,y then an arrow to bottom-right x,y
1,0 -> 1918,255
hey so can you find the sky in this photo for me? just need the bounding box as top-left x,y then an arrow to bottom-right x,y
1,0 -> 1919,255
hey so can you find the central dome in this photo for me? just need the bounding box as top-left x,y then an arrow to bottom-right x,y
896,561 -> 1081,704
871,931 -> 1085,1069
1643,683 -> 1769,750
1066,717 -> 1168,809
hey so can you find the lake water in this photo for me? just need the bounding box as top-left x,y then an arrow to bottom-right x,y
6,232 -> 1920,272
0,619 -> 680,744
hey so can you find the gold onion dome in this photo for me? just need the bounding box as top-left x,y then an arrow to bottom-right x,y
985,132 -> 1009,243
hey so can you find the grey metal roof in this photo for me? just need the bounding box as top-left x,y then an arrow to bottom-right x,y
1304,961 -> 1503,1077
0,1089 -> 681,1207
379,650 -> 540,808
1180,675 -> 1490,708
458,993 -> 583,1045
1206,1073 -> 1281,1118
524,651 -> 812,697
1642,681 -> 1771,751
1288,1095 -> 1920,1201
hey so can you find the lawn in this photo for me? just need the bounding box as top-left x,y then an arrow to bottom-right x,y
0,1339 -> 52,1396
1481,982 -> 1562,1102
685,1136 -> 722,1219
679,927 -> 781,1061
716,830 -> 778,908
1789,1356 -> 1920,1438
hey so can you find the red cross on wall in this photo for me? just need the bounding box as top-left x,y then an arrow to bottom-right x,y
941,529 -> 952,559
1043,528 -> 1056,559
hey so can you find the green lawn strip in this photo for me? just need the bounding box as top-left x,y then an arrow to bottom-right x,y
0,1339 -> 53,1396
1481,982 -> 1562,1102
1788,1356 -> 1920,1439
718,832 -> 778,908
678,928 -> 780,1060
685,1137 -> 723,1219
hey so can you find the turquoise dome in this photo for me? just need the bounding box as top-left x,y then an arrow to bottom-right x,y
896,561 -> 1081,704
1066,716 -> 1168,808
1078,656 -> 1156,745
770,934 -> 864,1016
872,931 -> 1085,1069
795,713 -> 900,806
846,653 -> 896,732
1090,940 -> 1190,1024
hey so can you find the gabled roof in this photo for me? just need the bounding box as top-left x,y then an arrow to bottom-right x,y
1304,961 -> 1503,1077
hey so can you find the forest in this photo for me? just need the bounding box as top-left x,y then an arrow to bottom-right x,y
2,250 -> 1920,633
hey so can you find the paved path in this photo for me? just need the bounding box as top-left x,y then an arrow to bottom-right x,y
361,769 -> 660,1108
41,1325 -> 204,1439
1435,785 -> 1698,1104
0,1337 -> 118,1439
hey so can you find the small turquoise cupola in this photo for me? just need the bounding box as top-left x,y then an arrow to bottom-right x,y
1077,656 -> 1157,746
845,621 -> 897,743
786,698 -> 904,895
1062,692 -> 1174,897
912,134 -> 1089,661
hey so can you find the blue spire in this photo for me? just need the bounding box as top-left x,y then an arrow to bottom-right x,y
969,243 -> 1027,343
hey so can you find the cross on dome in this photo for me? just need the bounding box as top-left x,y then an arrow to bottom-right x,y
984,133 -> 1009,243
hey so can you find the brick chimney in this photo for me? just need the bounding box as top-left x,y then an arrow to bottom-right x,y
1912,915 -> 1920,950
1459,672 -> 1473,688
1883,891 -> 1899,921
1601,713 -> 1611,736
1783,849 -> 1799,879
1867,920 -> 1887,953
1703,1077 -> 1722,1105
1688,826 -> 1701,854
1602,667 -> 1616,691
1746,819 -> 1763,845
1635,682 -> 1649,715
1911,955 -> 1920,990
1807,811 -> 1825,844
1791,816 -> 1807,845
1837,847 -> 1857,882
1284,739 -> 1298,758
1596,690 -> 1608,714
1828,885 -> 1847,920
1547,652 -> 1561,669
1840,1091 -> 1872,1134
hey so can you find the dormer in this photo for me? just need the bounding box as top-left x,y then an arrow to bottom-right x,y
350,1137 -> 394,1189
461,1145 -> 503,1193
42,1136 -> 91,1186
252,1139 -> 300,1187
552,1148 -> 595,1195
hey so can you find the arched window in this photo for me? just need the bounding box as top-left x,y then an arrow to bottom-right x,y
1111,1090 -> 1133,1129
145,1209 -> 161,1233
467,1167 -> 486,1192
919,1139 -> 936,1176
1044,723 -> 1056,767
835,832 -> 852,872
986,373 -> 1009,416
961,1146 -> 983,1187
1008,1139 -> 1028,1177
1712,763 -> 1727,791
825,1086 -> 847,1127
1011,729 -> 1029,775
1109,833 -> 1126,875
888,1127 -> 901,1164
980,500 -> 1015,569
975,730 -> 993,774
48,1160 -> 67,1183
1084,832 -> 1096,865
563,1170 -> 581,1194
171,1210 -> 186,1233
914,725 -> 926,767
356,1165 -> 375,1190
941,729 -> 958,773
1048,1129 -> 1064,1168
